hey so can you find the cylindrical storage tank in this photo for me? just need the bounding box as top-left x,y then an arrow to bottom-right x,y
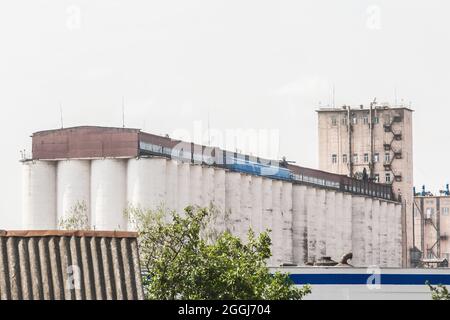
325,191 -> 337,262
56,160 -> 91,229
91,159 -> 127,231
372,200 -> 381,266
315,189 -> 327,261
225,172 -> 241,234
165,160 -> 178,212
379,201 -> 389,267
239,175 -> 252,240
305,187 -> 317,263
334,192 -> 344,259
292,185 -> 307,265
364,198 -> 373,266
394,204 -> 403,267
213,168 -> 226,233
342,194 -> 353,255
23,161 -> 57,229
202,167 -> 215,209
250,176 -> 263,235
281,182 -> 293,264
271,180 -> 282,266
262,178 -> 273,265
351,196 -> 366,267
190,165 -> 203,207
177,162 -> 190,215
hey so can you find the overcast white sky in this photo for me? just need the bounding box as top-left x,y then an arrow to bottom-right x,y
1,0 -> 449,228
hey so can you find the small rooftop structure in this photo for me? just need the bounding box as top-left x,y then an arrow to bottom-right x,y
0,230 -> 144,300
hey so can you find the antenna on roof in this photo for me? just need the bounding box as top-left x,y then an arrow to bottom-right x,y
122,96 -> 125,128
59,102 -> 64,129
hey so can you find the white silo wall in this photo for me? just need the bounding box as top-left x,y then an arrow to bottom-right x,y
334,192 -> 344,259
202,167 -> 215,209
281,182 -> 293,264
351,197 -> 366,267
225,172 -> 241,234
213,168 -> 226,233
91,159 -> 127,231
23,161 -> 57,229
379,201 -> 389,267
305,187 -> 317,263
315,189 -> 327,260
239,175 -> 252,240
394,204 -> 403,267
190,165 -> 203,207
177,162 -> 191,215
342,194 -> 353,256
325,190 -> 337,261
364,198 -> 373,266
165,160 -> 178,213
271,181 -> 282,265
250,176 -> 263,235
372,200 -> 381,266
261,178 -> 273,265
56,160 -> 91,228
387,202 -> 397,267
292,185 -> 307,265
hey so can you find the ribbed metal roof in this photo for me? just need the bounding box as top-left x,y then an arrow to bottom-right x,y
0,230 -> 144,300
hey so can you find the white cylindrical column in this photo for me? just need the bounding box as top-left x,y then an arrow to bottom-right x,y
165,160 -> 178,213
91,159 -> 127,231
325,190 -> 337,261
177,162 -> 190,215
394,204 -> 403,267
372,200 -> 381,266
56,160 -> 90,228
190,165 -> 203,207
351,196 -> 366,267
281,182 -> 293,264
239,175 -> 252,240
213,168 -> 226,233
364,198 -> 374,266
387,202 -> 397,267
334,192 -> 344,260
342,194 -> 353,256
23,161 -> 57,229
202,167 -> 215,209
250,176 -> 263,235
316,189 -> 327,261
305,187 -> 317,263
380,201 -> 389,267
225,172 -> 241,234
271,181 -> 282,266
292,185 -> 307,265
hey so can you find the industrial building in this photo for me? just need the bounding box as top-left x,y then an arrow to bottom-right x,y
317,103 -> 413,266
22,126 -> 403,267
413,186 -> 450,266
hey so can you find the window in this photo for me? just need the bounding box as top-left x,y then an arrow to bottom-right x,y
426,208 -> 434,219
331,117 -> 337,126
332,154 -> 337,164
385,152 -> 391,163
342,154 -> 348,163
342,118 -> 348,125
385,173 -> 391,183
443,207 -> 449,216
352,117 -> 357,125
373,116 -> 379,124
353,154 -> 358,164
364,153 -> 369,163
373,153 -> 379,163
363,116 -> 369,124
374,174 -> 380,183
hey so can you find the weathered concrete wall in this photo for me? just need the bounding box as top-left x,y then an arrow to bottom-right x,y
23,158 -> 404,267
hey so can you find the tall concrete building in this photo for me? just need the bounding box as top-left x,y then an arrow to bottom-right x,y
317,103 -> 414,266
413,186 -> 450,266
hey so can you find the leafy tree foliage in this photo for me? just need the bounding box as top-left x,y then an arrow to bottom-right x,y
58,201 -> 90,230
127,205 -> 311,300
427,282 -> 450,300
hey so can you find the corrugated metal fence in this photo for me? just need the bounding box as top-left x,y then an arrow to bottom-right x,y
0,230 -> 144,300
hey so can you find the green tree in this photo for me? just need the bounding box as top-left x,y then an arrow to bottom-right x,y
427,282 -> 450,300
126,205 -> 311,300
58,201 -> 90,230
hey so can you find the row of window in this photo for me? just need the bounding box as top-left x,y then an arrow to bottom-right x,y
331,152 -> 391,165
421,207 -> 450,217
331,115 -> 388,126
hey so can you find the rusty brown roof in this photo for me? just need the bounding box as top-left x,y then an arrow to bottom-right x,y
0,230 -> 144,300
